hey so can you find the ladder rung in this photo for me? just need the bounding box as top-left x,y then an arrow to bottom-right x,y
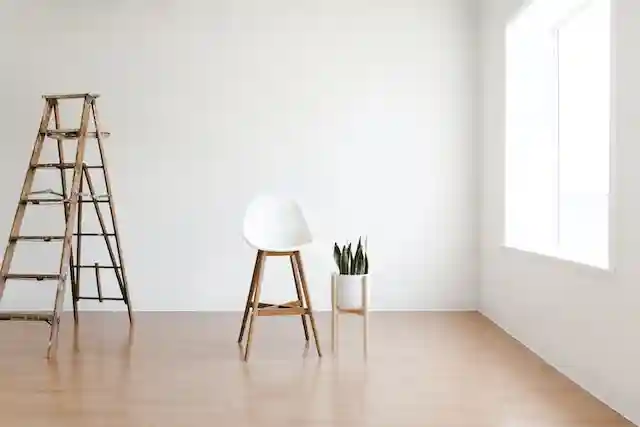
44,129 -> 110,140
42,93 -> 100,100
76,296 -> 124,301
21,197 -> 110,205
76,265 -> 121,269
73,233 -> 115,237
0,312 -> 53,323
3,273 -> 61,281
32,162 -> 103,169
10,235 -> 65,242
79,197 -> 110,203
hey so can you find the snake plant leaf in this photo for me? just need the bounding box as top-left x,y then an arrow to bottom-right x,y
353,251 -> 359,274
349,251 -> 355,274
341,244 -> 349,274
353,242 -> 363,274
345,243 -> 352,274
333,243 -> 341,269
364,253 -> 369,274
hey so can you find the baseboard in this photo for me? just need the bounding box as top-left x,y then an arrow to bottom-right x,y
362,308 -> 478,312
480,309 -> 638,426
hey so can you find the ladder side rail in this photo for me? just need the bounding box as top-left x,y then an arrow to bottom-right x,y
47,97 -> 92,358
53,100 -> 79,322
0,100 -> 54,300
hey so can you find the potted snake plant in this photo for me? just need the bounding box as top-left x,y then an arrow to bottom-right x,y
332,237 -> 369,309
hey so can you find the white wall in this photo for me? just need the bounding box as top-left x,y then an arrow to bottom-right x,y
480,0 -> 640,423
0,0 -> 478,312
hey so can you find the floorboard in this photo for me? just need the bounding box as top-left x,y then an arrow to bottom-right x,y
0,311 -> 633,427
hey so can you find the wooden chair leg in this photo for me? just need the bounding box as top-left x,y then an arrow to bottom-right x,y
294,251 -> 322,357
290,255 -> 309,341
238,250 -> 263,343
243,252 -> 265,361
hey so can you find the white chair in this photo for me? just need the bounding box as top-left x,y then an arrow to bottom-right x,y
237,194 -> 322,361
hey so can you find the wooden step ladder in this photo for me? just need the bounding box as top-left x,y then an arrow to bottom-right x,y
0,93 -> 132,358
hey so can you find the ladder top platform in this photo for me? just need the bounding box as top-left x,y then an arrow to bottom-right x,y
42,93 -> 100,100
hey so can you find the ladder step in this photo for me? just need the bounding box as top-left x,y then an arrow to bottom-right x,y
42,93 -> 100,100
9,234 -> 114,242
0,312 -> 53,323
44,129 -> 110,140
32,162 -> 103,169
21,197 -> 110,205
21,198 -> 69,205
3,273 -> 61,281
10,235 -> 65,242
28,188 -> 64,198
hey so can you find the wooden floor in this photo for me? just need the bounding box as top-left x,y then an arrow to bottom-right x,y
0,311 -> 634,427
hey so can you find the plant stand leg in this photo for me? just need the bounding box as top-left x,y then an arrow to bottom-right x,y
362,276 -> 369,359
331,273 -> 338,354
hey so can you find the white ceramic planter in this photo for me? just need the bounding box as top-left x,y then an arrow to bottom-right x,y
335,274 -> 369,309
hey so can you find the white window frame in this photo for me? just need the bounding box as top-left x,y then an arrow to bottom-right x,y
503,0 -> 612,270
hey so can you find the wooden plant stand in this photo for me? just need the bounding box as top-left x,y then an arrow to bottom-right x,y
331,272 -> 370,358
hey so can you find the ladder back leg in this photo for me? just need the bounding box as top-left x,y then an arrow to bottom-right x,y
91,100 -> 134,324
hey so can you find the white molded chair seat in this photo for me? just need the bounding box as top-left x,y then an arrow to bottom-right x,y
242,194 -> 312,252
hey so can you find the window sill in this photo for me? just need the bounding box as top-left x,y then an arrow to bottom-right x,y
500,243 -> 612,275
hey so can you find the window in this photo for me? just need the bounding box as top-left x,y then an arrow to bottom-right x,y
504,0 -> 611,269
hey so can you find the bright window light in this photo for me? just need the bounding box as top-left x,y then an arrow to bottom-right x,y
504,0 -> 611,269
